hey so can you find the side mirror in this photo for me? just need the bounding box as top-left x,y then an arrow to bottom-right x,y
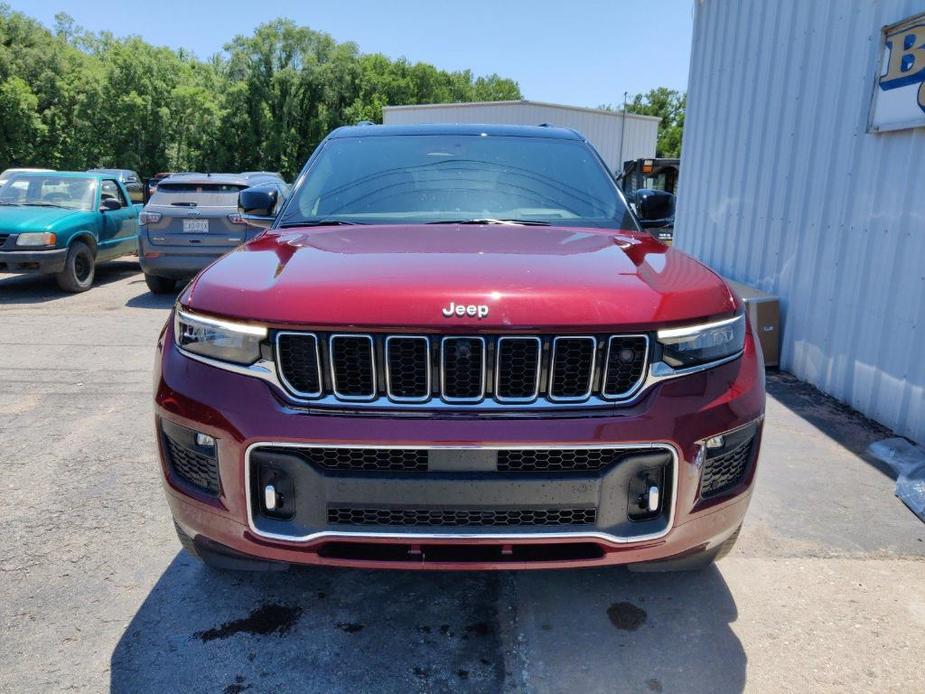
634,189 -> 675,228
238,184 -> 279,228
100,198 -> 122,212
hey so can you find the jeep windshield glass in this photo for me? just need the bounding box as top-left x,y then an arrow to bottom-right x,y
279,134 -> 635,229
0,175 -> 97,211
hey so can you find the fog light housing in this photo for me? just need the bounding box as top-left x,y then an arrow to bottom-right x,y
195,433 -> 215,448
705,435 -> 725,450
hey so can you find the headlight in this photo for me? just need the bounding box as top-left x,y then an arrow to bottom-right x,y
16,232 -> 57,247
174,309 -> 266,365
657,312 -> 745,369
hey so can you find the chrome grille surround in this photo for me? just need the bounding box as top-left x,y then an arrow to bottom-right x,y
440,336 -> 487,403
384,335 -> 432,403
274,331 -> 323,398
601,334 -> 650,400
494,336 -> 543,403
548,336 -> 597,402
329,334 -> 377,401
270,332 -> 655,410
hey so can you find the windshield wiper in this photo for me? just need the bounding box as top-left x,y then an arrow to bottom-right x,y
426,218 -> 551,226
24,202 -> 67,208
0,201 -> 22,206
278,219 -> 366,228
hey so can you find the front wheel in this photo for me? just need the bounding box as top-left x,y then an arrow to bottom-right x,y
55,241 -> 95,292
144,273 -> 176,294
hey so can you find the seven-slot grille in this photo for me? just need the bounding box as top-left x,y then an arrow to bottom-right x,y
274,332 -> 648,407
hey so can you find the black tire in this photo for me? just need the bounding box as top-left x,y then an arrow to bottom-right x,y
144,273 -> 176,294
55,241 -> 95,292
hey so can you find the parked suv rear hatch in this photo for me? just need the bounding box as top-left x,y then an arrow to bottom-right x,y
145,182 -> 248,248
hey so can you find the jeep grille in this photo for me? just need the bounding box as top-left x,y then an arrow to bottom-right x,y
274,332 -> 648,409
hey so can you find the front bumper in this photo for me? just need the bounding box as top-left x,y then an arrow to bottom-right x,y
0,248 -> 68,274
155,321 -> 765,570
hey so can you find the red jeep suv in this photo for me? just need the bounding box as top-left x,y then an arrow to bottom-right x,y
154,124 -> 764,571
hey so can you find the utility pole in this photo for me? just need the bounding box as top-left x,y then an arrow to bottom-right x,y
617,91 -> 629,176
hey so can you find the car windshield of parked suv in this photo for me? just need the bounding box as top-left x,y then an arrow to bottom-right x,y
0,174 -> 97,210
279,134 -> 636,229
150,182 -> 248,207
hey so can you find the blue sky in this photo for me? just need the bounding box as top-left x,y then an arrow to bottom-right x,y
10,0 -> 694,108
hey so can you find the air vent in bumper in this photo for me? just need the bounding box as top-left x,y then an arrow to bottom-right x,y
327,506 -> 597,527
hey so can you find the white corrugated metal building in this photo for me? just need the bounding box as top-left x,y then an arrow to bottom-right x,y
676,0 -> 925,444
382,100 -> 660,171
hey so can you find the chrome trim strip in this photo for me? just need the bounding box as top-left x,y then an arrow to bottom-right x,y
329,334 -> 377,401
494,336 -> 542,403
176,342 -> 744,412
275,331 -> 322,399
601,334 -> 649,400
547,336 -> 597,402
657,313 -> 744,341
243,441 -> 679,545
384,335 -> 432,403
440,336 -> 487,403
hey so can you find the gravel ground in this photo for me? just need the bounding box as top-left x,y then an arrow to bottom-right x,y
1,260 -> 923,693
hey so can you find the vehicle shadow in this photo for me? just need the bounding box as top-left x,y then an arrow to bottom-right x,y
0,260 -> 140,304
124,288 -> 180,309
110,554 -> 744,693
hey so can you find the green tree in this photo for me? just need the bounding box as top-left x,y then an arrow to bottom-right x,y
0,76 -> 45,163
0,7 -> 522,178
623,87 -> 686,158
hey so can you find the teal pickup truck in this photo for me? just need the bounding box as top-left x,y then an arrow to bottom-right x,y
0,171 -> 141,292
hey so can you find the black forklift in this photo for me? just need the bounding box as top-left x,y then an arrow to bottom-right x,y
618,158 -> 680,244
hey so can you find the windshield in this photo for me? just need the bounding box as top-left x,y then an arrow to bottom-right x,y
0,175 -> 97,210
279,134 -> 635,229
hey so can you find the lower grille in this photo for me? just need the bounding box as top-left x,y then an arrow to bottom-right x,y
327,506 -> 597,527
498,449 -> 631,472
273,446 -> 428,472
266,446 -> 649,473
165,437 -> 219,495
701,438 -> 754,497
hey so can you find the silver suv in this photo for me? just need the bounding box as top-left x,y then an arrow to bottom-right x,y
138,173 -> 288,293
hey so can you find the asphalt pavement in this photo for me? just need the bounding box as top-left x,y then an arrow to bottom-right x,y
1,260 -> 923,693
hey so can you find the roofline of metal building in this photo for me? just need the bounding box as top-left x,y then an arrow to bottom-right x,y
383,100 -> 662,123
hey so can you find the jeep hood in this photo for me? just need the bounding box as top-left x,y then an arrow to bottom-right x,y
0,206 -> 86,232
182,225 -> 736,330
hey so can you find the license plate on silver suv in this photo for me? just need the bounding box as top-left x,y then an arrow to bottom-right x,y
183,219 -> 209,233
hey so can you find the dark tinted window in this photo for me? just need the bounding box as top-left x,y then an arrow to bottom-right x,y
280,134 -> 634,229
151,183 -> 246,206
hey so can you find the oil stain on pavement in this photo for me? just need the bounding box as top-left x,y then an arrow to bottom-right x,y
194,603 -> 303,642
607,601 -> 648,631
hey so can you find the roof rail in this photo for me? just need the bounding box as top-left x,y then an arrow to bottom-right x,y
354,120 -> 376,126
